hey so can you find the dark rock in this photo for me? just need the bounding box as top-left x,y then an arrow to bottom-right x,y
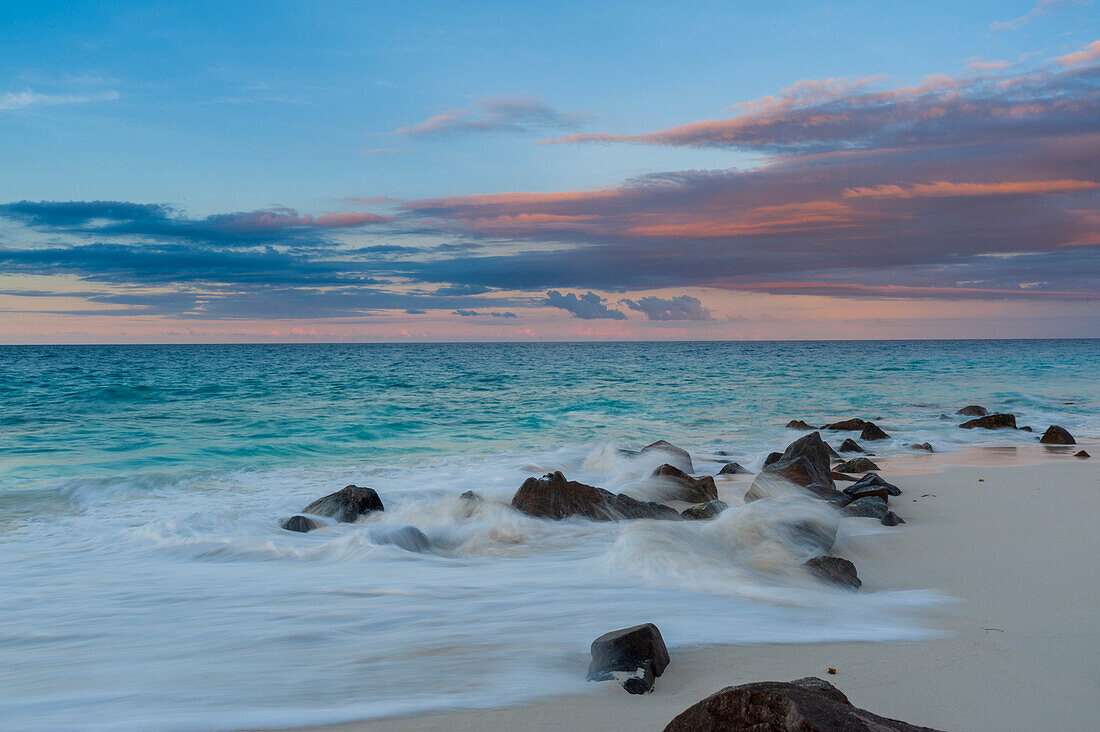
763,451 -> 783,467
820,418 -> 867,431
653,464 -> 718,503
749,433 -> 836,500
846,472 -> 902,497
805,483 -> 851,503
459,490 -> 483,503
956,405 -> 989,416
846,496 -> 889,519
663,676 -> 942,731
831,471 -> 858,482
369,525 -> 431,552
834,457 -> 879,473
839,438 -> 864,453
843,483 -> 890,502
608,493 -> 682,521
281,515 -> 320,533
824,441 -> 841,459
960,413 -> 1017,430
717,461 -> 749,475
1075,450 -> 1090,458
1020,426 -> 1033,432
587,623 -> 670,695
804,556 -> 861,590
511,472 -> 615,521
681,500 -> 729,520
910,442 -> 934,452
786,419 -> 815,430
640,440 -> 693,473
1039,425 -> 1075,445
882,511 -> 906,526
860,422 -> 890,440
302,485 -> 384,523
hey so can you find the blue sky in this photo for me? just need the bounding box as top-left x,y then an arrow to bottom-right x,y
1,1 -> 1098,341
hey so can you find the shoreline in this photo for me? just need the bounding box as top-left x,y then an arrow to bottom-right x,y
282,443 -> 1100,732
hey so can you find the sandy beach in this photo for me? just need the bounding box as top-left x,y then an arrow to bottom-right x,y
295,444 -> 1100,732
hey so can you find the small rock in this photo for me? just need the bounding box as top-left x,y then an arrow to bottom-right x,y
587,623 -> 670,695
820,418 -> 867,431
846,496 -> 889,520
839,438 -> 864,453
302,485 -> 384,523
786,419 -> 815,430
860,422 -> 890,440
1075,450 -> 1090,459
640,440 -> 693,473
653,464 -> 718,503
956,405 -> 989,416
717,461 -> 749,475
804,556 -> 861,590
882,511 -> 905,526
369,525 -> 431,552
281,515 -> 320,533
834,457 -> 879,473
1039,425 -> 1075,445
960,413 -> 1017,430
910,442 -> 934,452
681,500 -> 729,520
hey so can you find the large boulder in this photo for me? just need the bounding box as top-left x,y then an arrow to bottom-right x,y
956,405 -> 989,416
281,515 -> 320,533
587,623 -> 670,695
860,422 -> 890,440
786,419 -> 815,430
747,433 -> 836,501
834,457 -> 879,473
681,500 -> 728,520
640,440 -> 693,473
717,461 -> 749,475
653,464 -> 718,503
302,485 -> 384,523
369,525 -> 431,552
663,676 -> 941,731
803,556 -> 861,590
512,472 -> 614,521
820,418 -> 867,431
960,413 -> 1017,430
1039,425 -> 1075,445
838,438 -> 864,453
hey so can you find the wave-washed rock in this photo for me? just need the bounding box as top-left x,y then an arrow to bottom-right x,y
652,464 -> 718,503
681,500 -> 728,520
960,413 -> 1016,430
956,404 -> 989,416
746,432 -> 835,502
302,485 -> 384,523
511,471 -> 679,521
639,439 -> 694,473
587,623 -> 670,695
803,556 -> 861,590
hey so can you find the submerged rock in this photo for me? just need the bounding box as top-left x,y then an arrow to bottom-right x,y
717,461 -> 749,475
587,623 -> 670,695
785,520 -> 838,553
956,404 -> 989,416
663,676 -> 942,731
1020,425 -> 1033,432
653,464 -> 718,503
369,525 -> 431,552
747,432 -> 836,503
834,457 -> 879,473
803,556 -> 862,590
281,515 -> 320,533
820,418 -> 867,431
459,490 -> 483,503
786,419 -> 815,430
846,496 -> 889,520
681,500 -> 728,520
302,485 -> 384,523
608,493 -> 682,521
1039,425 -> 1075,445
860,421 -> 891,440
640,440 -> 694,473
910,442 -> 934,452
839,438 -> 864,453
960,413 -> 1017,430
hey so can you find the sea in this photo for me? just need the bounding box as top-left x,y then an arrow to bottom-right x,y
1,340 -> 1097,730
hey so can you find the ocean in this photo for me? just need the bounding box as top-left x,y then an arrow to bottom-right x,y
1,340 -> 1097,730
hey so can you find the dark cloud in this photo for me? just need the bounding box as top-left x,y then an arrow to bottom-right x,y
622,295 -> 712,320
543,291 -> 627,319
452,309 -> 479,316
490,311 -> 518,318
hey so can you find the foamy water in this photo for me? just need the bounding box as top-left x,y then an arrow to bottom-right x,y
1,341 -> 1097,730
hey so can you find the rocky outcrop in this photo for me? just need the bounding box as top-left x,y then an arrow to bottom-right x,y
653,464 -> 718,503
956,405 -> 989,416
960,413 -> 1017,430
834,457 -> 879,473
821,418 -> 866,431
1039,425 -> 1075,444
587,623 -> 670,695
302,485 -> 384,523
786,419 -> 815,430
681,500 -> 728,520
369,525 -> 431,552
803,556 -> 861,590
717,461 -> 749,475
748,433 -> 836,502
860,422 -> 890,440
663,676 -> 942,731
511,471 -> 680,521
838,438 -> 864,453
281,515 -> 320,533
640,440 -> 693,473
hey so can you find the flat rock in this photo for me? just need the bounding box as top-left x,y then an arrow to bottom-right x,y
640,440 -> 693,473
803,556 -> 862,590
717,461 -> 749,475
369,525 -> 431,552
834,457 -> 879,473
653,464 -> 718,503
820,418 -> 867,431
663,676 -> 942,731
281,515 -> 320,533
960,413 -> 1017,430
786,419 -> 815,430
846,495 -> 889,519
587,623 -> 670,695
681,500 -> 729,520
302,485 -> 384,523
860,422 -> 890,440
838,438 -> 864,453
1039,425 -> 1075,445
956,404 -> 989,416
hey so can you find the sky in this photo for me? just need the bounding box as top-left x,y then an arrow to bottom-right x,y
1,0 -> 1098,343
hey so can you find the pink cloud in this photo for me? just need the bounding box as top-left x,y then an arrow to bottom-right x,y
843,179 -> 1100,199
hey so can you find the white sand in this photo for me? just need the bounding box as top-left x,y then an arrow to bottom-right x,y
292,445 -> 1100,732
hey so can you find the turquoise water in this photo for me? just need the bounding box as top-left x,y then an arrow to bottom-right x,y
0,340 -> 1097,731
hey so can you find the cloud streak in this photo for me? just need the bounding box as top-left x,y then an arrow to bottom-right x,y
394,96 -> 585,138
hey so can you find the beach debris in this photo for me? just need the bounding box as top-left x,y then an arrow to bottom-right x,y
746,432 -> 836,502
846,496 -> 889,520
846,472 -> 902,497
511,471 -> 679,521
804,556 -> 861,589
301,485 -> 384,523
717,461 -> 749,475
652,464 -> 718,503
786,419 -> 815,430
820,418 -> 867,431
369,525 -> 431,552
680,499 -> 729,520
663,676 -> 942,731
763,451 -> 783,466
960,413 -> 1017,430
587,623 -> 670,695
839,438 -> 865,453
1039,425 -> 1075,445
639,439 -> 694,473
860,421 -> 891,440
281,515 -> 320,533
1075,450 -> 1090,458
956,405 -> 989,416
835,457 -> 880,473
882,510 -> 905,526
827,667 -> 837,674
910,442 -> 934,452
